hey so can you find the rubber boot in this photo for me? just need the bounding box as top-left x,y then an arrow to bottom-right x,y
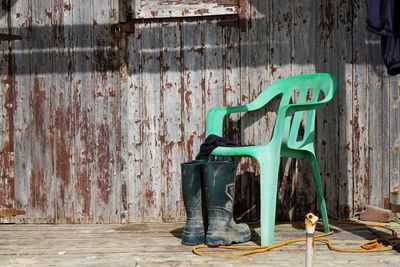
181,161 -> 207,245
202,161 -> 251,246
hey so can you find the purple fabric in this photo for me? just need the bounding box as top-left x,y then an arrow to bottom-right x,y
367,0 -> 400,75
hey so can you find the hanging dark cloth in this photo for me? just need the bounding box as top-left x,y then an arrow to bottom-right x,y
367,0 -> 400,75
196,134 -> 245,159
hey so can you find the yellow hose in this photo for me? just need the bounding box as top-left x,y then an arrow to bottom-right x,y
192,220 -> 398,257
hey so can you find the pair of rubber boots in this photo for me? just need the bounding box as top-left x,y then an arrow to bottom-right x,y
181,160 -> 251,246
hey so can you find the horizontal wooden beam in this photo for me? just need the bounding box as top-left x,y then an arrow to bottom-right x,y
0,208 -> 26,218
112,13 -> 247,36
0,33 -> 22,42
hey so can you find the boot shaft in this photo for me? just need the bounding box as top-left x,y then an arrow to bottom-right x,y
181,161 -> 205,211
202,161 -> 238,212
201,161 -> 251,246
181,160 -> 208,245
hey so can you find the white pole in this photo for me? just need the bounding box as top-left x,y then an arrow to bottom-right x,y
305,213 -> 318,267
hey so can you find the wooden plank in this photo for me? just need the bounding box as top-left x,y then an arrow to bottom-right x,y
204,21 -> 224,116
50,0 -> 75,223
179,20 -> 206,222
35,0 -> 55,222
68,0 -> 95,223
236,0 -> 267,222
268,0 -> 294,220
380,59 -> 391,212
0,2 -> 15,219
13,0 -> 56,223
92,0 -> 124,223
223,23 -> 241,141
224,23 -> 246,220
289,0 -> 317,220
1,223 -> 400,266
314,0 -> 340,219
389,75 -> 400,209
235,0 -> 252,223
336,0 -> 354,219
351,1 -> 369,213
139,22 -> 163,222
182,21 -> 205,162
133,0 -> 238,18
366,32 -> 389,207
11,0 -> 33,222
160,21 -> 184,221
248,0 -> 275,152
269,0 -> 292,81
126,26 -> 144,223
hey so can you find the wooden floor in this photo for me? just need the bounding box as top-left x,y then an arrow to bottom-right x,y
1,222 -> 399,266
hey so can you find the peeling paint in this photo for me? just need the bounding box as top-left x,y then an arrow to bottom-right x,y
0,0 -> 398,224
30,165 -> 47,210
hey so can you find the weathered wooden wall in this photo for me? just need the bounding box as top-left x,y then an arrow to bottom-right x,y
123,0 -> 400,223
1,0 -> 399,224
1,0 -> 127,223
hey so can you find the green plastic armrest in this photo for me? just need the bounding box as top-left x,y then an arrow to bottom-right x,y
285,101 -> 329,116
206,105 -> 248,136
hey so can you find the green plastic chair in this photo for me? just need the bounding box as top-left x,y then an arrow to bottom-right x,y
205,73 -> 337,245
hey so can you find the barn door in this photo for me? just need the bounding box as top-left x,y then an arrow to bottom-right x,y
123,0 -> 246,222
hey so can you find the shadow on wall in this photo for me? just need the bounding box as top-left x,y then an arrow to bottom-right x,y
0,4 -> 383,74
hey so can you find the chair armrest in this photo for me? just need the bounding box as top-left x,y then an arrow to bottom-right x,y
285,101 -> 328,116
205,83 -> 283,137
205,105 -> 248,136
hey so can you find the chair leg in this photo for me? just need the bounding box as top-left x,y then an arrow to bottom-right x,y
258,157 -> 280,246
308,154 -> 330,233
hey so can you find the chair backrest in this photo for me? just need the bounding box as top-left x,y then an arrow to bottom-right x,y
270,73 -> 337,150
246,73 -> 336,150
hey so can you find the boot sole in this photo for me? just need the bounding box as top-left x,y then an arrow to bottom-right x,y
205,232 -> 251,246
181,233 -> 205,245
181,228 -> 205,245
